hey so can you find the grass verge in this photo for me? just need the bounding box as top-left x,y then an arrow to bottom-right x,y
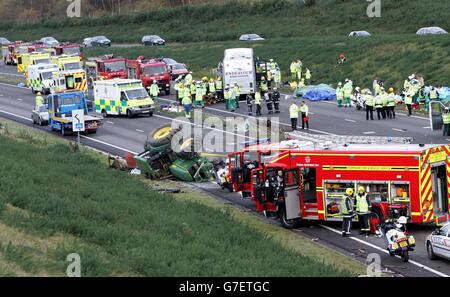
0,118 -> 365,276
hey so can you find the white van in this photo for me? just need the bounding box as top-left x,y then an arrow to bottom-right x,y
222,48 -> 256,97
27,63 -> 59,94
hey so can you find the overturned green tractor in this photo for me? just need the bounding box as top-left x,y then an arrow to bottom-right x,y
134,124 -> 214,182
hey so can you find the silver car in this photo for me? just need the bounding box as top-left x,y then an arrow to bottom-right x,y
40,37 -> 59,47
427,223 -> 450,261
31,104 -> 49,126
239,34 -> 265,41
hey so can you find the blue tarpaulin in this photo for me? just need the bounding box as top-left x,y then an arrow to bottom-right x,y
294,84 -> 336,101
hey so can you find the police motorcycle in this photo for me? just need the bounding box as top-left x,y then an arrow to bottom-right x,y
378,216 -> 415,263
351,87 -> 366,110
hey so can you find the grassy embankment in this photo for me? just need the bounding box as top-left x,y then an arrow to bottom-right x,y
0,118 -> 365,276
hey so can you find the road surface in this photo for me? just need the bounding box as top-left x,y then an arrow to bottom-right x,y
0,63 -> 449,277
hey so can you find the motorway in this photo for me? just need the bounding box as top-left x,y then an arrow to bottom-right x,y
0,63 -> 449,277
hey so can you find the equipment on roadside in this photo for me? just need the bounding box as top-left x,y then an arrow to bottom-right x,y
378,216 -> 415,263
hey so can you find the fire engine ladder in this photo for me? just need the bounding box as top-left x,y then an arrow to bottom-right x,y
285,131 -> 414,147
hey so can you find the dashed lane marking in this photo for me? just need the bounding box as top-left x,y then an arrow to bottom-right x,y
363,131 -> 376,135
345,119 -> 356,123
392,128 -> 406,132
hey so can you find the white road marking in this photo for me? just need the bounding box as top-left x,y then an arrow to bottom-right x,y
0,82 -> 29,89
345,119 -> 356,123
397,113 -> 428,120
363,131 -> 375,135
447,139 -> 450,142
319,224 -> 449,278
79,136 -> 138,154
422,126 -> 431,129
392,128 -> 406,132
0,94 -> 4,97
106,121 -> 115,125
17,98 -> 23,101
0,109 -> 31,121
135,129 -> 145,133
0,72 -> 24,77
0,108 -> 138,154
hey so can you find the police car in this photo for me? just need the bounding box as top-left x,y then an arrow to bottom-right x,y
426,223 -> 450,261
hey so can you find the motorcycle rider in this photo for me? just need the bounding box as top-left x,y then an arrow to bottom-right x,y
380,216 -> 408,255
352,87 -> 364,109
355,186 -> 371,236
341,188 -> 355,237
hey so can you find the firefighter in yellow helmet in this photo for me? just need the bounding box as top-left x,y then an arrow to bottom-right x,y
355,186 -> 372,235
35,92 -> 44,109
341,188 -> 355,237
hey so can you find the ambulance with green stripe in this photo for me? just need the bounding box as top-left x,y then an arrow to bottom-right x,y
27,63 -> 59,94
93,79 -> 155,118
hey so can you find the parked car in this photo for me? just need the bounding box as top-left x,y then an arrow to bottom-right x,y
426,222 -> 450,261
239,34 -> 265,41
40,37 -> 59,47
162,58 -> 178,66
416,27 -> 448,35
84,36 -> 111,47
0,37 -> 10,45
31,104 -> 49,126
142,35 -> 165,46
169,63 -> 189,80
348,31 -> 371,37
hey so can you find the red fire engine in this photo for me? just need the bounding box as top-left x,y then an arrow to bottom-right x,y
53,43 -> 82,57
2,42 -> 45,65
228,132 -> 450,231
85,54 -> 127,82
126,56 -> 171,95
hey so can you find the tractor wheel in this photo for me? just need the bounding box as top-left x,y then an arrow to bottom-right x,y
173,134 -> 202,160
145,123 -> 182,148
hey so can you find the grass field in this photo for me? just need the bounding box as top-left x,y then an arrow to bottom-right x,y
0,119 -> 364,276
1,0 -> 449,43
84,34 -> 450,90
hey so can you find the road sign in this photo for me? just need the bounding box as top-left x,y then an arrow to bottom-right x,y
72,109 -> 85,132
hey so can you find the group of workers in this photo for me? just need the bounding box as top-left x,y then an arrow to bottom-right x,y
174,73 -> 224,118
245,86 -> 281,116
289,100 -> 309,131
341,186 -> 372,237
289,59 -> 312,90
336,79 -> 398,121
